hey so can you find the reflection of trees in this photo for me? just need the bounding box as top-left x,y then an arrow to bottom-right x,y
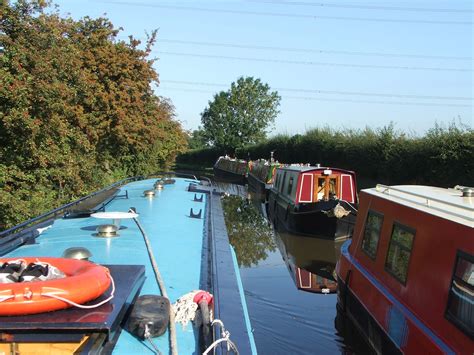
222,195 -> 276,267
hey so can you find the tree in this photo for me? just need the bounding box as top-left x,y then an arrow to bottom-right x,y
187,128 -> 208,150
200,76 -> 281,154
0,0 -> 186,228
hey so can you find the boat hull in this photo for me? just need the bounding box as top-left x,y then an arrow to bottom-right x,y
213,167 -> 247,185
268,191 -> 355,240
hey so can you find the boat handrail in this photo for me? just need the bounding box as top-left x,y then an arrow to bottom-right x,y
0,172 -> 209,238
375,184 -> 474,222
0,176 -> 141,239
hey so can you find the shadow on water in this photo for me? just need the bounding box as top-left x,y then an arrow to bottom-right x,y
220,181 -> 373,355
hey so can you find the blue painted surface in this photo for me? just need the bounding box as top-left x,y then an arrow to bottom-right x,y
230,246 -> 258,354
5,178 -> 206,354
387,306 -> 408,348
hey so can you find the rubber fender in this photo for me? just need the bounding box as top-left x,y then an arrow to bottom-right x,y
126,295 -> 170,339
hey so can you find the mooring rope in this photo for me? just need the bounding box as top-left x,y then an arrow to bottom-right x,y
202,319 -> 239,355
131,213 -> 178,355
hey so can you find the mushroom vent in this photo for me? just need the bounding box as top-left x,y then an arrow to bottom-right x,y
154,182 -> 164,190
96,224 -> 119,237
144,190 -> 156,197
62,247 -> 92,260
462,187 -> 474,197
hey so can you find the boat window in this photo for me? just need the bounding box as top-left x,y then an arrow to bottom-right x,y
316,177 -> 338,200
385,223 -> 415,284
274,173 -> 279,189
445,251 -> 474,339
361,211 -> 384,259
287,177 -> 294,195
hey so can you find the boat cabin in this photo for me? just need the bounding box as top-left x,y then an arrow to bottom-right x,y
273,165 -> 357,205
336,184 -> 474,354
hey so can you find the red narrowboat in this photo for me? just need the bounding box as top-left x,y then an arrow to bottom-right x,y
336,184 -> 474,354
267,165 -> 358,240
213,156 -> 249,185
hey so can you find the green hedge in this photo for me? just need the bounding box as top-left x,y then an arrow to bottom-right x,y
177,123 -> 473,188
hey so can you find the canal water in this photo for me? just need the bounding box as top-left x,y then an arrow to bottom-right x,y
218,182 -> 373,354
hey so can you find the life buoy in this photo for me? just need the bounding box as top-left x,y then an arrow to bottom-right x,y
0,257 -> 111,316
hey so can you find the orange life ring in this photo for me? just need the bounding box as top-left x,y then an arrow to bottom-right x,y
0,257 -> 111,316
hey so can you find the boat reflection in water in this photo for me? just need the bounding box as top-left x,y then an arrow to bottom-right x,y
276,231 -> 344,294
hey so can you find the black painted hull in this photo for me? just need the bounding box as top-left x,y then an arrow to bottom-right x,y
213,167 -> 247,185
268,191 -> 355,240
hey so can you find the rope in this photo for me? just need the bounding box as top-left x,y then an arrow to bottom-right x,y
42,274 -> 115,309
202,319 -> 239,355
132,213 -> 178,355
145,324 -> 163,355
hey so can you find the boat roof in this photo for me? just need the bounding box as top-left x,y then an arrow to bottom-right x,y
364,184 -> 474,228
1,178 -> 256,354
277,165 -> 355,174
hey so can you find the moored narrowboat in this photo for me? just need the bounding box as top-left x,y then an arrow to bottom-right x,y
268,165 -> 358,239
336,184 -> 474,354
247,159 -> 280,202
213,156 -> 249,185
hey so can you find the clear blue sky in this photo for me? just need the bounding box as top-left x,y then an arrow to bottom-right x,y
52,0 -> 472,136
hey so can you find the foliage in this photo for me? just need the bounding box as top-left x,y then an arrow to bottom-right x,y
177,122 -> 473,188
200,76 -> 281,154
187,128 -> 208,150
222,195 -> 276,268
0,0 -> 186,228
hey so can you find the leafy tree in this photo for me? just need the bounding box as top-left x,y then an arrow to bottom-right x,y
200,76 -> 281,154
187,128 -> 208,150
0,0 -> 186,228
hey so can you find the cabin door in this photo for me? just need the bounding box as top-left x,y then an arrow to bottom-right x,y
314,175 -> 340,201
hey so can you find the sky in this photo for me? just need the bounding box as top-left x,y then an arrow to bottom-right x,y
51,0 -> 473,136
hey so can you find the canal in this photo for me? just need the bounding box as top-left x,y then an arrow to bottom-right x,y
218,182 -> 373,354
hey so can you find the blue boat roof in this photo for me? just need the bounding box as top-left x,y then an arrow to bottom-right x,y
2,177 -> 255,354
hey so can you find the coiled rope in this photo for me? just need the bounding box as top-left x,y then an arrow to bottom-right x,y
132,213 -> 178,355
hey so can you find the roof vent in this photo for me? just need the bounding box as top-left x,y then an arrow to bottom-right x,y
316,163 -> 321,168
96,224 -> 119,237
62,247 -> 92,260
154,181 -> 164,190
462,187 -> 474,197
144,190 -> 156,197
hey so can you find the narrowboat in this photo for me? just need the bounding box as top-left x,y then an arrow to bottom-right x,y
276,231 -> 342,294
213,156 -> 249,185
267,165 -> 358,239
336,184 -> 474,354
247,159 -> 280,203
0,175 -> 257,354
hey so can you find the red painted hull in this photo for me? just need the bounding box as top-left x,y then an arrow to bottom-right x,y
336,187 -> 474,354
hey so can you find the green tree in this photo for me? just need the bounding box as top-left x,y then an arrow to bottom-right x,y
200,76 -> 281,154
0,0 -> 186,228
187,128 -> 208,150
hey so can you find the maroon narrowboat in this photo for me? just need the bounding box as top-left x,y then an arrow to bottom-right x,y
267,165 -> 358,239
336,184 -> 474,354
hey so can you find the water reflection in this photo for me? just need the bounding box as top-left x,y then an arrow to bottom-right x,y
222,195 -> 276,267
276,231 -> 343,294
220,183 -> 371,354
